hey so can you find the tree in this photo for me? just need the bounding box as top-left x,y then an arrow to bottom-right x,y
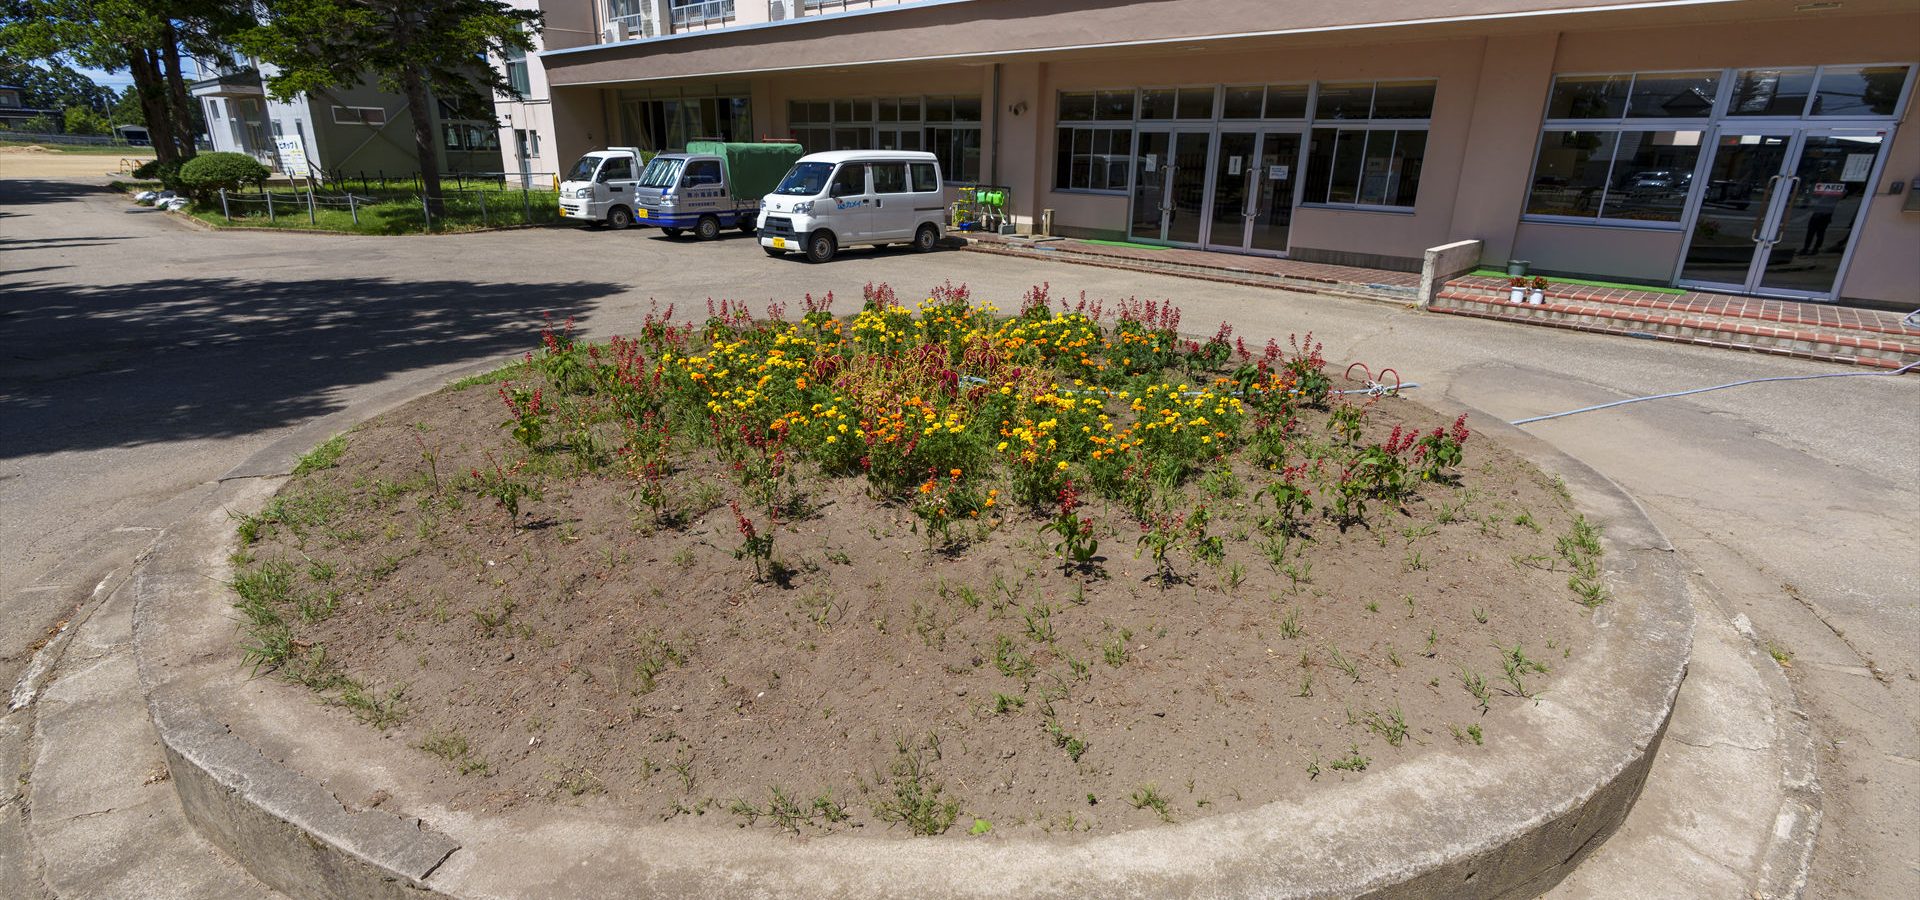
0,58 -> 116,110
0,0 -> 248,165
240,0 -> 539,212
63,103 -> 108,134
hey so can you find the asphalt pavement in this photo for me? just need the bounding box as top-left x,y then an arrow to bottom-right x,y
1,177 -> 1913,898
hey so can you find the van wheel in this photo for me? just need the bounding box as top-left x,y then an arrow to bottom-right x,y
912,224 -> 939,253
695,215 -> 721,241
661,227 -> 683,238
607,206 -> 633,229
763,246 -> 786,258
805,230 -> 837,263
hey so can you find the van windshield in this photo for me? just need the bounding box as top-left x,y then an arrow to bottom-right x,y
565,155 -> 601,182
773,161 -> 834,196
637,157 -> 682,188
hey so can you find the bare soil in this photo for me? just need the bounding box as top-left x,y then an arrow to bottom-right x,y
236,378 -> 1600,839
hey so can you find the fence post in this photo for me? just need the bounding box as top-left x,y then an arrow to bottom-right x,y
478,191 -> 488,227
522,186 -> 531,224
266,191 -> 275,223
349,193 -> 359,226
220,188 -> 230,222
421,193 -> 432,230
307,187 -> 316,225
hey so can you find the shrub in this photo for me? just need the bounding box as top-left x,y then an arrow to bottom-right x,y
177,152 -> 270,202
132,158 -> 184,188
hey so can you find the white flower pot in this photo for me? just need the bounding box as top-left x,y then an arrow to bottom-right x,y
1528,289 -> 1545,305
1509,287 -> 1526,304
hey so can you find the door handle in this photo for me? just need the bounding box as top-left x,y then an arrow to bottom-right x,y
875,198 -> 883,208
1161,166 -> 1176,214
1751,175 -> 1781,242
1770,177 -> 1800,244
1243,168 -> 1258,219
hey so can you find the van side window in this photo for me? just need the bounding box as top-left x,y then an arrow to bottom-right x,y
684,160 -> 721,187
600,157 -> 633,181
829,164 -> 867,197
910,163 -> 940,193
871,163 -> 909,194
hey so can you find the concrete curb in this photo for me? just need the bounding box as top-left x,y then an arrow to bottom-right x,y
130,383 -> 1691,898
960,240 -> 1419,307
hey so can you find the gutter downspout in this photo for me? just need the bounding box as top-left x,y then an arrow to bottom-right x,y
989,62 -> 1001,186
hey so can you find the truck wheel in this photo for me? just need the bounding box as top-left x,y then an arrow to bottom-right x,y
607,206 -> 633,229
661,227 -> 683,238
912,224 -> 939,253
737,218 -> 757,234
805,230 -> 837,264
694,215 -> 721,241
763,246 -> 786,258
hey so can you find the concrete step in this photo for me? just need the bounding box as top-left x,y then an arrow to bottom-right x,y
1432,290 -> 1920,370
17,557 -> 281,899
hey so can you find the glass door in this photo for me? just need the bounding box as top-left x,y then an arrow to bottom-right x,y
1129,129 -> 1211,246
1680,133 -> 1792,291
1756,132 -> 1884,297
1680,129 -> 1889,300
1205,130 -> 1257,251
1250,131 -> 1301,254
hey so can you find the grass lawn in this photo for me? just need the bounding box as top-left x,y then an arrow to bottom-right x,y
182,188 -> 563,235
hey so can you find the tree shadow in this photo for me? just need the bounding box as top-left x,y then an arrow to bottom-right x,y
0,275 -> 625,459
0,180 -> 113,206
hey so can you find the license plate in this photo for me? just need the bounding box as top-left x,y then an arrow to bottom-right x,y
636,208 -> 649,219
771,237 -> 787,249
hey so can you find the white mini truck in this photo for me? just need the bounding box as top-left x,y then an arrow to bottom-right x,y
557,147 -> 645,228
758,150 -> 946,263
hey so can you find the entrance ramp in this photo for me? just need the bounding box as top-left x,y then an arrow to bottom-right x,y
1433,275 -> 1920,370
961,233 -> 1422,304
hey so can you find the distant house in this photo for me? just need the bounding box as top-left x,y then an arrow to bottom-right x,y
0,83 -> 54,128
191,61 -> 502,178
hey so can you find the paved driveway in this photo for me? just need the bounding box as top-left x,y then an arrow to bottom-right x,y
2,177 -> 1913,898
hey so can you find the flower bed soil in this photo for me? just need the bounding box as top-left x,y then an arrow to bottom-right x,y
231,289 -> 1603,839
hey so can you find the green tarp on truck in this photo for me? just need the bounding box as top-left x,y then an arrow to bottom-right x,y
687,140 -> 805,201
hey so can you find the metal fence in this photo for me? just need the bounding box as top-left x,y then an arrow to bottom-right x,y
310,169 -> 560,194
216,183 -> 562,232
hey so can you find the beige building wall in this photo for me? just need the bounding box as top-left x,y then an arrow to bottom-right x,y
524,0 -> 1918,304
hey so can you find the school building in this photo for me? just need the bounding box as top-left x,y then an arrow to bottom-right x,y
496,0 -> 1920,308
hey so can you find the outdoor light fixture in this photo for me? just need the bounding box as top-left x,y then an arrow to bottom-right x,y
1793,2 -> 1842,11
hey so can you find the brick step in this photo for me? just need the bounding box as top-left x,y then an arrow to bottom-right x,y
1445,279 -> 1919,339
1432,291 -> 1920,370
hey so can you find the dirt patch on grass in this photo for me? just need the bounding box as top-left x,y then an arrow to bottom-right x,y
231,304 -> 1603,840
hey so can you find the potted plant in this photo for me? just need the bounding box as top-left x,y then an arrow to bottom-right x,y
1509,276 -> 1528,304
1528,276 -> 1549,306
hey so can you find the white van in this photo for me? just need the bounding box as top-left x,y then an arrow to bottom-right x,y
758,150 -> 945,263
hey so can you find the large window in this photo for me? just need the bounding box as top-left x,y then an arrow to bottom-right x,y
787,95 -> 982,180
618,87 -> 751,152
1299,80 -> 1435,209
1525,64 -> 1912,228
1054,89 -> 1136,192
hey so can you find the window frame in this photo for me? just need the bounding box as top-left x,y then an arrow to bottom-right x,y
331,105 -> 387,127
1521,62 -> 1914,231
1296,79 -> 1438,213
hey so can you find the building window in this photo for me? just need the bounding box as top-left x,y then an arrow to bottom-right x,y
1299,80 -> 1435,209
1810,64 -> 1910,116
504,45 -> 530,97
621,93 -> 751,152
1054,127 -> 1131,192
332,105 -> 386,126
1524,129 -> 1702,223
786,95 -> 982,180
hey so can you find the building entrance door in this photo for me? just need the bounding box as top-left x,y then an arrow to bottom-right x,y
1679,129 -> 1888,300
1129,129 -> 1211,245
1202,130 -> 1302,254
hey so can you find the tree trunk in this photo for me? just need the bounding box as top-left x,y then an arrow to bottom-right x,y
129,49 -> 178,167
400,66 -> 443,215
159,22 -> 197,161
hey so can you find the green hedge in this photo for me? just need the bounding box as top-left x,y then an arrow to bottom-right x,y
177,152 -> 271,202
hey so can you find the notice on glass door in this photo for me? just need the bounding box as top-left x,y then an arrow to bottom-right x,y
1268,165 -> 1289,180
1228,156 -> 1243,176
1840,153 -> 1873,182
1144,154 -> 1158,173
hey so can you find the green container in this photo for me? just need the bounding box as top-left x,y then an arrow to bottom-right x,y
686,140 -> 806,201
